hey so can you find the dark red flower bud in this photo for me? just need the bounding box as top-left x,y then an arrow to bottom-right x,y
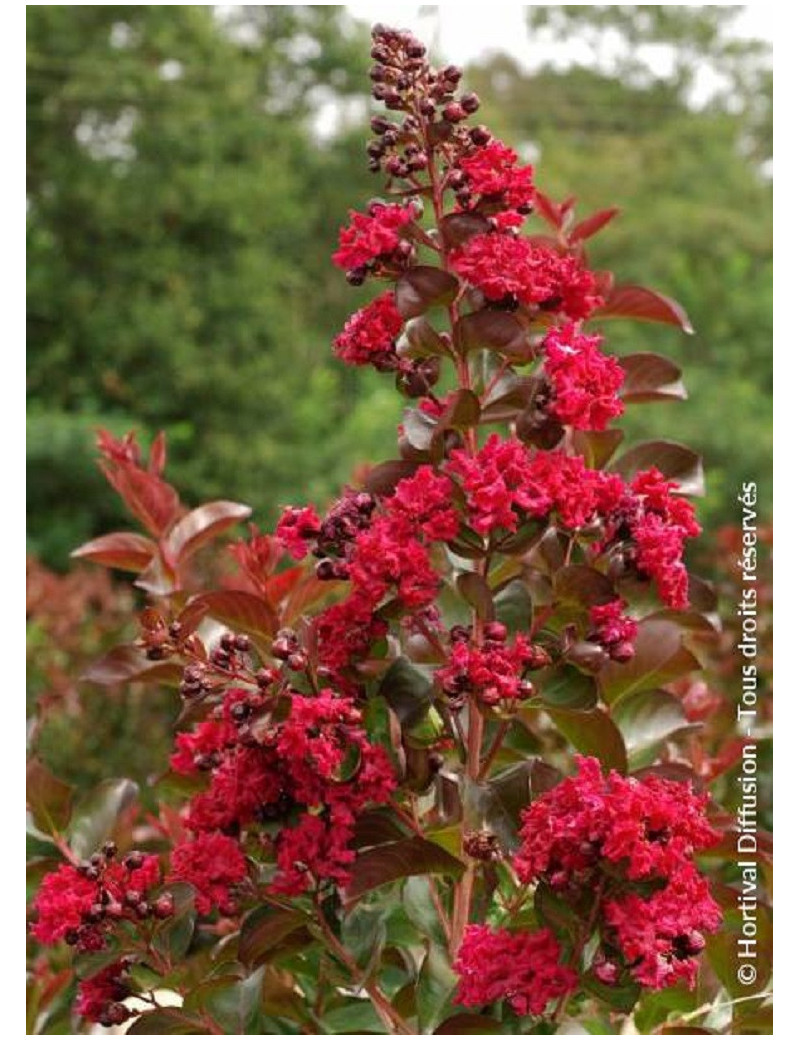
443,102 -> 466,123
483,621 -> 508,643
469,125 -> 492,146
153,893 -> 175,919
461,92 -> 480,114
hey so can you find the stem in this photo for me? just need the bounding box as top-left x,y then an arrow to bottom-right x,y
551,880 -> 606,1025
477,720 -> 510,780
314,902 -> 413,1035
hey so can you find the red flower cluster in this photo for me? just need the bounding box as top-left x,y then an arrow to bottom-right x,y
31,852 -> 161,951
456,139 -> 534,218
603,863 -> 721,989
169,832 -> 248,915
543,323 -> 625,431
436,623 -> 547,707
332,202 -> 415,275
451,233 -> 604,319
454,925 -> 577,1016
513,757 -> 720,991
588,599 -> 638,661
333,291 -> 405,367
75,960 -> 132,1026
171,686 -> 395,897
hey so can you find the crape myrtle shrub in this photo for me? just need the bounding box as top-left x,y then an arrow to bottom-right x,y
26,25 -> 772,1036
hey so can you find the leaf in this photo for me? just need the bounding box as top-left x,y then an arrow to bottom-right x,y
465,759 -> 562,849
492,579 -> 532,633
127,1008 -> 208,1034
378,658 -> 435,727
71,531 -> 156,572
402,876 -> 447,945
569,207 -> 620,242
553,565 -> 616,607
439,211 -> 491,247
593,284 -> 694,334
600,617 -> 701,704
68,778 -> 138,859
611,688 -> 699,766
238,905 -> 309,969
572,429 -> 624,469
581,972 -> 641,1012
395,266 -> 458,318
134,551 -> 179,596
440,388 -> 481,430
364,460 -> 422,498
619,353 -> 687,404
26,758 -> 74,837
324,1000 -> 388,1034
435,1014 -> 500,1034
82,645 -> 183,686
456,571 -> 495,621
187,590 -> 277,641
165,501 -> 251,564
544,707 -> 628,773
402,406 -> 440,453
345,837 -> 464,904
417,944 -> 458,1033
152,883 -> 197,961
612,440 -> 705,495
352,810 -> 408,850
99,460 -> 182,538
539,666 -> 599,710
455,309 -> 531,359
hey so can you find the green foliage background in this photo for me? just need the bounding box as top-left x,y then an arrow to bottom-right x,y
27,5 -> 772,568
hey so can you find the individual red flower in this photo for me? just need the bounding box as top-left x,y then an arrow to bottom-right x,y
451,233 -> 604,318
275,504 -> 322,560
332,202 -> 415,271
349,515 -> 441,608
589,599 -> 638,660
75,960 -> 132,1026
454,925 -> 577,1016
169,832 -> 248,915
543,323 -> 625,430
603,864 -> 722,990
333,291 -> 404,367
457,139 -> 535,214
384,466 -> 460,543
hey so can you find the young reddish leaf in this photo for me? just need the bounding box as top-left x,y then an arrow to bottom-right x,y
612,440 -> 705,495
456,571 -> 495,621
188,590 -> 277,641
600,617 -> 701,704
544,707 -> 628,774
568,206 -> 620,243
82,645 -> 183,686
592,284 -> 694,334
99,461 -> 182,538
344,836 -> 464,905
553,565 -> 616,607
439,211 -> 492,247
27,758 -> 74,838
262,565 -> 304,608
148,430 -> 168,475
440,389 -> 481,430
364,460 -> 421,498
283,573 -> 341,624
455,309 -> 531,359
395,266 -> 459,318
134,552 -> 179,596
402,317 -> 450,357
68,778 -> 139,859
619,353 -> 687,404
480,373 -> 537,423
238,905 -> 309,969
531,186 -> 564,229
165,500 -> 252,564
572,429 -> 624,469
71,531 -> 156,572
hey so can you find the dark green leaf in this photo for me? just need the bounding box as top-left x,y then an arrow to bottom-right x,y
377,658 -> 434,727
539,666 -> 599,710
581,971 -> 642,1012
465,759 -> 562,850
493,579 -> 533,633
152,883 -> 196,961
26,758 -> 74,838
456,571 -> 495,621
417,944 -> 458,1033
68,778 -> 138,859
611,688 -> 699,767
238,905 -> 309,969
544,707 -> 628,773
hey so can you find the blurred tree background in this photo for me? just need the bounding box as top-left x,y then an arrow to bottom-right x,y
27,5 -> 771,570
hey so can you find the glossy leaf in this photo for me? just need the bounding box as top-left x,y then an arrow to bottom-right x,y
572,429 -> 624,469
492,579 -> 533,633
417,944 -> 458,1034
71,531 -> 156,572
619,352 -> 687,403
593,283 -> 694,334
600,617 -> 701,703
165,500 -> 251,563
99,460 -> 182,538
553,565 -> 616,607
68,778 -> 138,859
455,309 -> 531,358
364,460 -> 421,498
612,440 -> 705,495
127,1008 -> 208,1034
402,316 -> 449,357
440,211 -> 491,247
187,590 -> 277,641
544,707 -> 628,773
378,658 -> 434,727
82,645 -> 183,686
26,758 -> 74,838
466,759 -> 562,849
611,688 -> 699,766
345,837 -> 465,904
569,206 -> 620,242
395,266 -> 458,318
539,665 -> 599,710
152,883 -> 196,961
456,571 -> 495,621
238,905 -> 309,969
